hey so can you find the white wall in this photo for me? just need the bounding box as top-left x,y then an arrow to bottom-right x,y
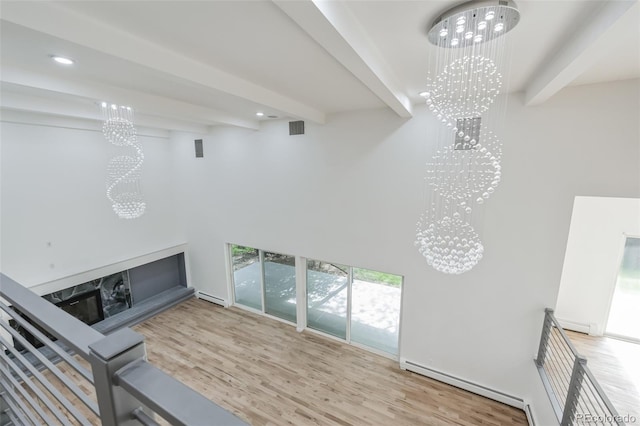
1,79 -> 638,424
168,79 -> 639,424
555,196 -> 640,335
0,114 -> 184,287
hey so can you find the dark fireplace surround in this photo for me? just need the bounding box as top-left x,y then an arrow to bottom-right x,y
9,252 -> 187,352
10,272 -> 131,350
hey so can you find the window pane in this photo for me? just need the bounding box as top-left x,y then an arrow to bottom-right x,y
231,245 -> 262,310
264,252 -> 296,323
351,268 -> 402,355
607,237 -> 640,340
307,260 -> 348,339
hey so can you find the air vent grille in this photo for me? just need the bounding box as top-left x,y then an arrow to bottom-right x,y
194,139 -> 203,158
289,121 -> 305,135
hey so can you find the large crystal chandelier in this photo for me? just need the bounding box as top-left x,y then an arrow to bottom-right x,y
416,0 -> 519,274
101,103 -> 146,219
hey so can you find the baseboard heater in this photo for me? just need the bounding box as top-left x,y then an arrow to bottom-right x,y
401,359 -> 526,410
196,291 -> 227,307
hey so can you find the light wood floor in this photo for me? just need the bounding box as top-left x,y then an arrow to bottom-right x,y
566,330 -> 640,421
131,298 -> 527,426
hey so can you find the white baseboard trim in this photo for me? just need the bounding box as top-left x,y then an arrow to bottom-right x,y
196,291 -> 227,307
524,403 -> 536,426
400,359 -> 525,410
554,317 -> 594,335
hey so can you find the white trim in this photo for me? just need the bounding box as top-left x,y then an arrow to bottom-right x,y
400,358 -> 525,409
197,291 -> 227,307
29,243 -> 189,296
524,403 -> 536,426
303,325 -> 347,344
351,341 -> 397,361
224,243 -> 235,307
295,256 -> 307,332
259,250 -> 266,313
555,317 -> 592,335
396,275 -> 406,360
346,266 -> 352,343
232,302 -> 264,317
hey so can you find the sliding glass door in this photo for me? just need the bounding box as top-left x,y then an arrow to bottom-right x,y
263,252 -> 297,323
230,244 -> 403,356
230,245 -> 297,323
306,259 -> 402,356
230,245 -> 262,311
306,260 -> 348,339
350,267 -> 402,355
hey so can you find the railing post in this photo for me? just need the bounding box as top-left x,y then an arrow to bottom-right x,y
89,328 -> 154,425
561,355 -> 587,426
535,308 -> 554,367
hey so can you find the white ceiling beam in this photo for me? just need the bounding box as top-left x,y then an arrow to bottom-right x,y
273,0 -> 413,118
1,69 -> 260,131
524,0 -> 637,106
0,2 -> 326,124
0,108 -> 178,138
0,91 -> 210,135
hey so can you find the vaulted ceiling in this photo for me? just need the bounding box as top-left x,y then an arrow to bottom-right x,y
1,0 -> 638,132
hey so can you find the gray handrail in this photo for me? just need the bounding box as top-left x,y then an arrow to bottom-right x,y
536,308 -> 625,426
115,360 -> 248,426
1,272 -> 249,425
0,273 -> 104,359
545,309 -> 581,358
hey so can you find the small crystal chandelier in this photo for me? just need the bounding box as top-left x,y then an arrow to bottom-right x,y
416,0 -> 519,274
101,103 -> 146,219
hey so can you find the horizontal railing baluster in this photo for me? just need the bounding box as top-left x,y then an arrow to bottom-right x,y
0,301 -> 94,383
0,321 -> 99,417
133,407 -> 161,426
1,387 -> 33,426
535,308 -> 626,426
115,359 -> 248,426
0,275 -> 103,359
1,272 -> 249,425
0,362 -> 55,425
0,335 -> 88,425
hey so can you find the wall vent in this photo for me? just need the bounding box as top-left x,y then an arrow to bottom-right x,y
194,139 -> 204,158
289,121 -> 305,136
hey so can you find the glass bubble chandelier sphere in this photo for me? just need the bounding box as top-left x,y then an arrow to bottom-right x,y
416,0 -> 519,274
101,103 -> 146,219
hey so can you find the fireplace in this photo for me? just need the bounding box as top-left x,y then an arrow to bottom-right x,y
56,288 -> 104,325
11,288 -> 104,350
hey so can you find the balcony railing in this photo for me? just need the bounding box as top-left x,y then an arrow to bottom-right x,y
0,273 -> 247,426
535,308 -> 625,426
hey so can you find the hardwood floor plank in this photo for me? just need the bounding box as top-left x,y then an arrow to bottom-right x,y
132,298 -> 527,426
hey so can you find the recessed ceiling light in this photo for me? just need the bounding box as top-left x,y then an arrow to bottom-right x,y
256,112 -> 264,117
51,56 -> 74,65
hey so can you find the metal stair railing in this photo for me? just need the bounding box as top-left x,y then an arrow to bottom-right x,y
535,308 -> 626,426
0,273 -> 247,425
